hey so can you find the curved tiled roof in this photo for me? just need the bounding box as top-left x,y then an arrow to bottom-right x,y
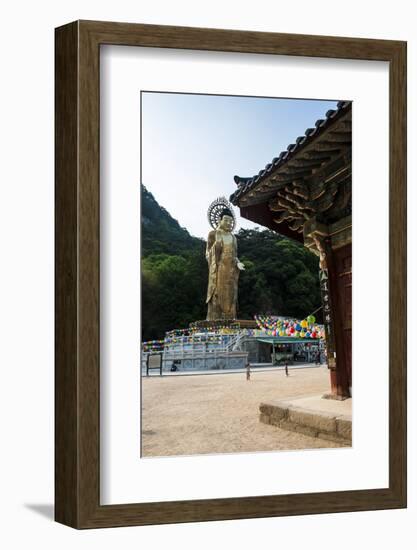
230,100 -> 351,204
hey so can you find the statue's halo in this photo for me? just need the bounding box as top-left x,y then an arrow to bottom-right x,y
207,196 -> 237,231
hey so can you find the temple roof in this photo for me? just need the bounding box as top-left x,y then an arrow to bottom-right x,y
230,100 -> 352,206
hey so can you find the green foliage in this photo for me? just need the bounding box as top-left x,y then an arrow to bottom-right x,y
141,186 -> 322,341
141,185 -> 207,340
142,252 -> 207,340
236,229 -> 321,321
141,184 -> 204,256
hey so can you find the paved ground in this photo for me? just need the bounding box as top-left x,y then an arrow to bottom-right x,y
141,366 -> 343,457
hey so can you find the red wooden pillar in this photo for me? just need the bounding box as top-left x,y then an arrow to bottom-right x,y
325,240 -> 351,398
333,244 -> 352,394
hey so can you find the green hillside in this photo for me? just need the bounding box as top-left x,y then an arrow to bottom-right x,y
141,184 -> 202,256
141,185 -> 321,341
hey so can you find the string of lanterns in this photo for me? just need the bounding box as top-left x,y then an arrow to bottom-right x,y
254,314 -> 324,339
142,314 -> 325,352
142,329 -> 240,351
166,324 -> 240,337
142,339 -> 165,352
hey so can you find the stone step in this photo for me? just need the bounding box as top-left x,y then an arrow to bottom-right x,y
259,396 -> 352,446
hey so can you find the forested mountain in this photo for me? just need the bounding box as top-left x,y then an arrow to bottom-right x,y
141,185 -> 207,340
141,185 -> 321,341
141,185 -> 202,255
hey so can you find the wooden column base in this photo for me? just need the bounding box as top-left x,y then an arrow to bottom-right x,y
325,368 -> 350,400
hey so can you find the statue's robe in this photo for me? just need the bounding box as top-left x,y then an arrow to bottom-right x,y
206,229 -> 239,320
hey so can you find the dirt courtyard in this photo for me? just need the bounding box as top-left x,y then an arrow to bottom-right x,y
141,366 -> 342,457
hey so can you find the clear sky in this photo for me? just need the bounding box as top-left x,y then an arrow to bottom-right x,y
142,92 -> 338,239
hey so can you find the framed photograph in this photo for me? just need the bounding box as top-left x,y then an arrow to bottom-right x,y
55,20 -> 406,528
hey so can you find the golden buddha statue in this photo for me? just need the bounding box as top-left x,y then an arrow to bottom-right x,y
206,197 -> 245,321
